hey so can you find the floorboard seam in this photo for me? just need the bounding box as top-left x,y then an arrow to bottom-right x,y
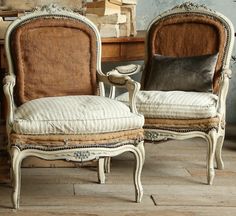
73,184 -> 75,196
150,195 -> 157,206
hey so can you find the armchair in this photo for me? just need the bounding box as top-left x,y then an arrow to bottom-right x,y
4,4 -> 145,209
115,2 -> 235,185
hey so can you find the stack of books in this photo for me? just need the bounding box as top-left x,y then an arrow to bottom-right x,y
86,0 -> 137,38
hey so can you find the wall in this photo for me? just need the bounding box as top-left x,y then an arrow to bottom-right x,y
104,0 -> 236,124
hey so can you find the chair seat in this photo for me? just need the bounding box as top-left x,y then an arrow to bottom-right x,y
116,91 -> 218,119
13,95 -> 144,135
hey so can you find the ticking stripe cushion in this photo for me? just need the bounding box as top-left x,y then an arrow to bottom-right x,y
116,91 -> 218,119
13,96 -> 144,135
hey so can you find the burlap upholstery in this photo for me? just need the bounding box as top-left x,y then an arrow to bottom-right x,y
144,117 -> 220,132
10,17 -> 97,106
142,14 -> 227,93
10,129 -> 144,149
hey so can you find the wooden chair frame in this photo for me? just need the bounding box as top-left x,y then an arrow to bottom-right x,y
109,2 -> 235,185
3,4 -> 145,209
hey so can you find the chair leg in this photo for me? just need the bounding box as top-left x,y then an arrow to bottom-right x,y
98,158 -> 105,184
207,129 -> 217,185
10,165 -> 13,187
215,134 -> 225,170
139,141 -> 145,165
133,141 -> 144,203
104,157 -> 111,173
11,147 -> 21,209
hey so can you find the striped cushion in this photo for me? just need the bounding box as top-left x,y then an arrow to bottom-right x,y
13,96 -> 144,135
116,91 -> 218,119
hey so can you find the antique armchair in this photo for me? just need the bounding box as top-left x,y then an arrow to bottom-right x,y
3,5 -> 145,209
113,2 -> 235,184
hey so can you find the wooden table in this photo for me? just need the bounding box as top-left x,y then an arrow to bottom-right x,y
101,31 -> 145,62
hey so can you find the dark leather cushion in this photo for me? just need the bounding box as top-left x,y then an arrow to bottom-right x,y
146,53 -> 218,92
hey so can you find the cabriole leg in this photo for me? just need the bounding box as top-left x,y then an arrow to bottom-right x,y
104,157 -> 111,173
207,130 -> 217,185
11,147 -> 22,209
133,141 -> 144,202
215,134 -> 225,170
98,158 -> 105,184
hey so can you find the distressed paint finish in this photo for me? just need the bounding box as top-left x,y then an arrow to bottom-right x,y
108,3 -> 234,185
135,0 -> 236,123
4,4 -> 145,209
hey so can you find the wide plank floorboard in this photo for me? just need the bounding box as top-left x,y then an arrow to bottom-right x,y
0,126 -> 236,215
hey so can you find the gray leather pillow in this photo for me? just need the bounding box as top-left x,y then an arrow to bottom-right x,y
146,53 -> 219,92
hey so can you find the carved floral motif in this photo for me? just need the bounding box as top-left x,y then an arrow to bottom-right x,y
74,150 -> 90,160
172,1 -> 213,12
144,131 -> 171,141
33,3 -> 72,13
32,1 -> 87,14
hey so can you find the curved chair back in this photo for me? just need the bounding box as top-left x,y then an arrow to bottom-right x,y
5,5 -> 102,105
142,3 -> 235,93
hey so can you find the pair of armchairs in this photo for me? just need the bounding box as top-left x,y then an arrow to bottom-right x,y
3,2 -> 234,209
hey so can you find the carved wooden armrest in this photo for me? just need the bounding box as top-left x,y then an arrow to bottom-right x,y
107,73 -> 132,86
3,75 -> 16,127
107,64 -> 143,76
98,73 -> 140,114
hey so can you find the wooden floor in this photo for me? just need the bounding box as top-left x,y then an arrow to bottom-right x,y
0,128 -> 236,215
